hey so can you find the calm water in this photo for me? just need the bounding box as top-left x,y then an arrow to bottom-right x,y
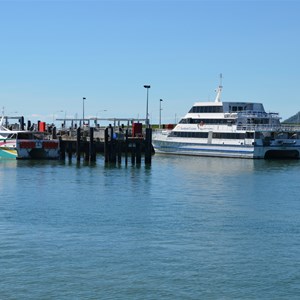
1,155 -> 300,299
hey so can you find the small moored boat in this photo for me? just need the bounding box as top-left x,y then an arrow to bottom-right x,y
16,131 -> 60,159
0,113 -> 21,159
0,112 -> 60,160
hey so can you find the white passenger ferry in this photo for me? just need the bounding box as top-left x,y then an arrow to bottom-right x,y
153,82 -> 300,159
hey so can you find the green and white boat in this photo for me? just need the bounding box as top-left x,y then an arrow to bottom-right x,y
0,114 -> 20,159
0,113 -> 60,160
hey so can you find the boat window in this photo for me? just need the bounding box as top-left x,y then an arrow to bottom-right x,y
169,131 -> 208,138
189,106 -> 223,113
246,132 -> 254,139
17,132 -> 34,139
212,133 -> 246,139
181,119 -> 237,125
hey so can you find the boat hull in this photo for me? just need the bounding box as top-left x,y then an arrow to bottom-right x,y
153,139 -> 255,158
16,139 -> 60,159
152,137 -> 300,159
0,140 -> 18,159
0,147 -> 17,159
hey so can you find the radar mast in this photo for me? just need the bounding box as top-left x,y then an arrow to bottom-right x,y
214,73 -> 223,102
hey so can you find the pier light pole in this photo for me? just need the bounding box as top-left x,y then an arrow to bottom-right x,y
159,99 -> 163,129
82,97 -> 86,126
144,85 -> 151,127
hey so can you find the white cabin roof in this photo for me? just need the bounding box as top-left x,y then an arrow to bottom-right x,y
192,101 -> 223,106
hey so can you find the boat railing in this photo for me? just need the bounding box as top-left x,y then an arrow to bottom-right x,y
153,124 -> 300,134
236,111 -> 280,119
237,124 -> 300,132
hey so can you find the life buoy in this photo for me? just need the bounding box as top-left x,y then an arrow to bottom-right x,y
197,121 -> 204,129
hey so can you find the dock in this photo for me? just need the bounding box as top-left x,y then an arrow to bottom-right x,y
56,117 -> 153,165
2,115 -> 154,164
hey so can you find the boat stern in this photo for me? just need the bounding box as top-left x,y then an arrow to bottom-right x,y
16,139 -> 60,159
254,134 -> 300,159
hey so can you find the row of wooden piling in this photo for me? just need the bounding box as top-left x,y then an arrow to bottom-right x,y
59,126 -> 152,165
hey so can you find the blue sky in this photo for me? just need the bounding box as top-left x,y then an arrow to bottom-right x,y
0,0 -> 300,125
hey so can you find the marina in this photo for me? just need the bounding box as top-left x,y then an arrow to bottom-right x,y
2,1 -> 300,299
3,79 -> 300,162
2,84 -> 299,299
3,100 -> 300,162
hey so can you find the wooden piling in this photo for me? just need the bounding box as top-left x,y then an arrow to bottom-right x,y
125,129 -> 128,165
145,128 -> 152,165
117,134 -> 122,164
52,126 -> 57,139
104,127 -> 109,163
84,142 -> 89,162
67,141 -> 72,160
89,127 -> 96,162
131,143 -> 136,165
112,139 -> 117,164
76,127 -> 81,162
20,116 -> 24,130
59,137 -> 65,160
109,126 -> 116,164
136,138 -> 141,164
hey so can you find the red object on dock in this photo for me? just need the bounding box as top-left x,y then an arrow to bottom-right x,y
39,122 -> 46,132
132,122 -> 143,137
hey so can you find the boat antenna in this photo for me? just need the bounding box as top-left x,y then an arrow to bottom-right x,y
214,73 -> 223,102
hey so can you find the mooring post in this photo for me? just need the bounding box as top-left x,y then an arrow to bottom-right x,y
84,141 -> 89,162
67,141 -> 72,161
131,142 -> 136,165
136,138 -> 141,164
109,126 -> 116,163
125,129 -> 128,166
117,134 -> 122,164
52,126 -> 57,139
76,127 -> 81,162
89,127 -> 96,162
20,116 -> 24,131
112,139 -> 117,164
59,137 -> 65,160
145,128 -> 152,165
104,127 -> 109,163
